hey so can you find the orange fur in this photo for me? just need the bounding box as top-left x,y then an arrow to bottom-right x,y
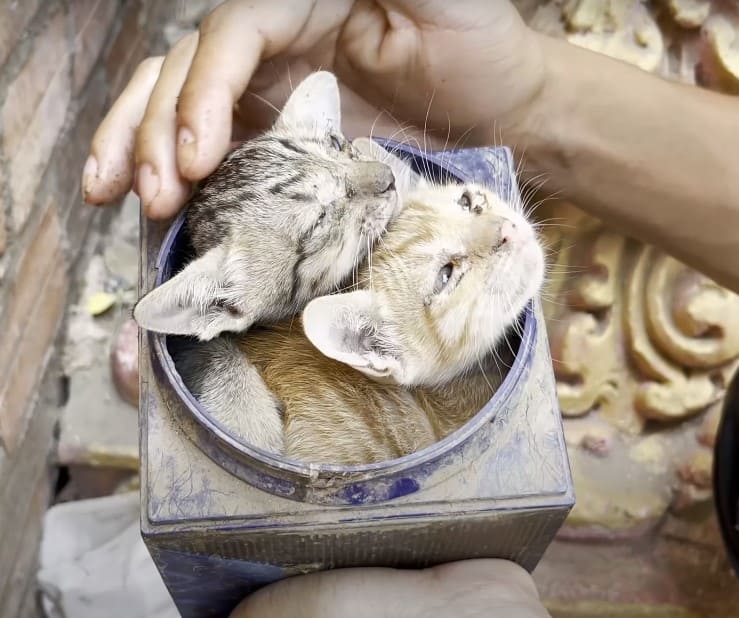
241,322 -> 511,465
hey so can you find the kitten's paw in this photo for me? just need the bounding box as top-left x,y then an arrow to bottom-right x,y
202,369 -> 285,455
175,335 -> 286,455
239,392 -> 285,455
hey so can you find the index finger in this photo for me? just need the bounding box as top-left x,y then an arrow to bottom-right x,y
174,0 -> 335,181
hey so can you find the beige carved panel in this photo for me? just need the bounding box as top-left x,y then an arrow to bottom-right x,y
516,0 -> 739,533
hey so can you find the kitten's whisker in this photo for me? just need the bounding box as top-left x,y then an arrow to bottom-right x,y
524,192 -> 564,215
532,217 -> 572,225
475,344 -> 496,396
368,110 -> 387,145
248,91 -> 281,116
286,63 -> 294,93
454,125 -> 476,152
442,111 -> 452,154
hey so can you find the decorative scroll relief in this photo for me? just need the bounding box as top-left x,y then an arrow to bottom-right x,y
625,247 -> 727,421
663,0 -> 712,29
516,0 -> 739,532
700,14 -> 739,93
566,1 -> 666,72
547,227 -> 624,416
525,0 -> 739,428
527,0 -> 739,91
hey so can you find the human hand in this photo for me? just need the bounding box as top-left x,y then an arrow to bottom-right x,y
229,559 -> 550,618
84,0 -> 545,220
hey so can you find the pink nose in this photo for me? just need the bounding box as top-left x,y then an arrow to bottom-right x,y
500,220 -> 518,245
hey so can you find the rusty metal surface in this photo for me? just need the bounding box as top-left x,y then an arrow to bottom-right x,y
139,142 -> 574,618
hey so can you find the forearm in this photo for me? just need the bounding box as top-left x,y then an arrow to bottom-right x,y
508,34 -> 739,292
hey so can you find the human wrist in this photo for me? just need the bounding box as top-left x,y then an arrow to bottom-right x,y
463,30 -> 576,178
500,33 -> 580,180
500,32 -> 654,189
491,31 -> 739,291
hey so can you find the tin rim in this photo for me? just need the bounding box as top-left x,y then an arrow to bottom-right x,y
148,139 -> 537,505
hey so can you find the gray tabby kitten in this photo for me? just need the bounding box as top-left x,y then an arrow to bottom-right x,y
134,72 -> 401,452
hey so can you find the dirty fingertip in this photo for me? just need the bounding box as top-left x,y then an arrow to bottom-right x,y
142,182 -> 191,221
83,152 -> 135,206
82,155 -> 99,202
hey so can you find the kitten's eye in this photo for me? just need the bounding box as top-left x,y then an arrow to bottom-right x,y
316,209 -> 327,224
458,192 -> 472,211
434,263 -> 454,294
330,135 -> 343,150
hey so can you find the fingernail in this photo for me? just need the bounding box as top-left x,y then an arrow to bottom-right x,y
177,126 -> 196,173
82,155 -> 98,202
136,163 -> 161,208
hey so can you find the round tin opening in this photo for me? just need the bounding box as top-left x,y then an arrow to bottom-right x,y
149,139 -> 537,506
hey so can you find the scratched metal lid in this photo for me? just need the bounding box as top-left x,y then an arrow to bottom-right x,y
147,138 -> 538,506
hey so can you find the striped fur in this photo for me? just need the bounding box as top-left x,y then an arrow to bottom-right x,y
134,72 -> 400,342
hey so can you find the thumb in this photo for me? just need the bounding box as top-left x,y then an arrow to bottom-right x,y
230,559 -> 549,618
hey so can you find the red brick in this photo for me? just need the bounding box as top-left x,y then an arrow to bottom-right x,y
0,0 -> 190,608
2,9 -> 68,159
71,0 -> 120,95
57,68 -> 109,214
55,68 -> 110,260
0,353 -> 59,598
0,0 -> 41,68
8,50 -> 71,232
0,254 -> 68,453
0,469 -> 50,616
0,197 -> 62,403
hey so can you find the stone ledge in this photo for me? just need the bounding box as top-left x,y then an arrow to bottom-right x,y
57,193 -> 139,472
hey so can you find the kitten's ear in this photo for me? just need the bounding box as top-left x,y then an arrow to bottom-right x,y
275,71 -> 341,133
302,291 -> 401,381
133,246 -> 253,341
352,137 -> 426,198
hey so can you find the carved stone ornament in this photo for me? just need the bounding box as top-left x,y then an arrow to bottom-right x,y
514,0 -> 739,535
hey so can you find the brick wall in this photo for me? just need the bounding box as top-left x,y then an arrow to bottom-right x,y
0,1 -> 189,614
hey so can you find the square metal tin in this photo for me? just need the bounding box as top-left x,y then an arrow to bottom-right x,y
139,142 -> 574,618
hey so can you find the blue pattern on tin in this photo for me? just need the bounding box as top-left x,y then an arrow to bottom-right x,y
152,547 -> 285,618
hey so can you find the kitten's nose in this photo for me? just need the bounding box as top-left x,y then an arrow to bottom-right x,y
349,162 -> 396,197
373,164 -> 396,195
500,220 -> 518,246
